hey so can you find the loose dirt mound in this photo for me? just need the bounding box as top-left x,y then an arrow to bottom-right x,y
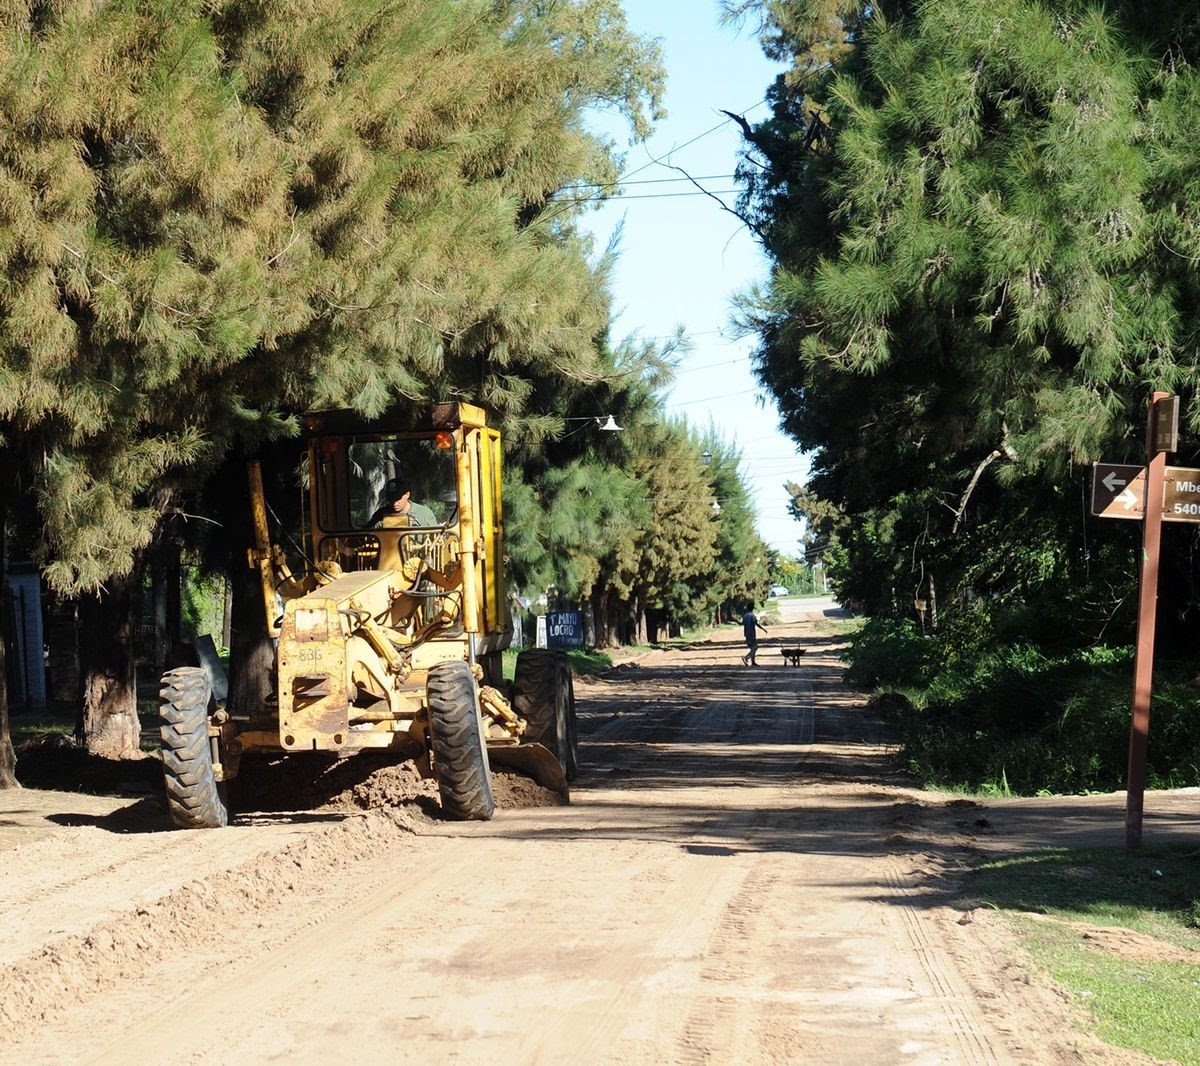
8,746 -> 566,831
227,753 -> 564,816
490,769 -> 568,809
0,808 -> 423,1029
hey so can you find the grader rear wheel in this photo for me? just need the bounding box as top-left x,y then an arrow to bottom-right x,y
427,661 -> 495,821
160,667 -> 228,829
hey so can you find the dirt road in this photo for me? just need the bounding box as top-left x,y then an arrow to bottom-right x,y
2,607 -> 1196,1064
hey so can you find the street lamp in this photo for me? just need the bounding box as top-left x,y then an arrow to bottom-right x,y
562,415 -> 623,432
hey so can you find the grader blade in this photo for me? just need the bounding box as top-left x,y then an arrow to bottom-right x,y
487,742 -> 570,800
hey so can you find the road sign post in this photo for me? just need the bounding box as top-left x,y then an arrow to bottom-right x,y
1126,393 -> 1172,854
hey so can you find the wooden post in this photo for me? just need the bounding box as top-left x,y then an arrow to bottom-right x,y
1126,392 -> 1171,854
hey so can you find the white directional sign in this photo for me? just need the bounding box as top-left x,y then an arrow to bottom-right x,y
1092,462 -> 1200,523
1091,463 -> 1146,519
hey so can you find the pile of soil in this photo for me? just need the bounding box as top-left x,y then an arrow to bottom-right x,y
229,752 -> 564,816
13,743 -> 566,819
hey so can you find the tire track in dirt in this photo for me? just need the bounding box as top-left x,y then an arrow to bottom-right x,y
882,860 -> 1007,1065
675,863 -> 783,1064
72,830 -> 483,1066
513,855 -> 750,1065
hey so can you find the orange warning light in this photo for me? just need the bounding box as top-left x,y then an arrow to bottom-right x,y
435,431 -> 454,450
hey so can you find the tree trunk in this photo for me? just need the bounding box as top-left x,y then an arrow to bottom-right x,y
227,556 -> 275,724
0,516 -> 19,788
46,596 -> 79,703
625,593 -> 647,646
79,569 -> 141,758
581,600 -> 595,649
591,587 -> 613,649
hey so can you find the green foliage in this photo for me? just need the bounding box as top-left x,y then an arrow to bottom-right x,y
856,615 -> 1200,794
181,566 -> 227,648
0,0 -> 666,593
734,0 -> 1200,641
843,617 -> 935,689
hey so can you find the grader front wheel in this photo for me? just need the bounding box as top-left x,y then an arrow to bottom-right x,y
513,649 -> 576,777
427,661 -> 495,821
513,649 -> 563,757
159,667 -> 229,829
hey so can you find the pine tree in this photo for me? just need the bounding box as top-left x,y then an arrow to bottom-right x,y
734,0 -> 1200,635
0,0 -> 665,776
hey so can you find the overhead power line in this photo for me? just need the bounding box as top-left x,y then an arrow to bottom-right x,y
667,386 -> 763,408
539,99 -> 768,227
554,189 -> 741,204
564,173 -> 737,191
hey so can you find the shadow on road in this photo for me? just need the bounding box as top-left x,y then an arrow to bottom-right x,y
526,619 -> 1200,917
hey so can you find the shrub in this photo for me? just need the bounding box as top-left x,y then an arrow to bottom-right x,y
848,612 -> 1200,794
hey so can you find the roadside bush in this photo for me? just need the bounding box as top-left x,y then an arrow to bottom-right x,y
848,615 -> 1200,794
843,618 -> 935,689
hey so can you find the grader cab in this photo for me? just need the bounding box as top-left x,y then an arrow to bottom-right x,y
159,402 -> 578,828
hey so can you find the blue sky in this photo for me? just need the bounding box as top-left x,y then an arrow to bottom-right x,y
582,1 -> 809,555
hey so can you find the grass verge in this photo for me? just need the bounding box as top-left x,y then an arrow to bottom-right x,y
969,845 -> 1200,1064
500,646 -> 616,682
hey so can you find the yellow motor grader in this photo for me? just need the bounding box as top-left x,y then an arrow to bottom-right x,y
159,402 -> 577,828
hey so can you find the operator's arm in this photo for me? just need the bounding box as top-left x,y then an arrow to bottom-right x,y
757,620 -> 769,633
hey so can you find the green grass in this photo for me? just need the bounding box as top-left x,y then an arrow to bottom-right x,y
500,646 -> 616,682
566,648 -> 615,675
970,846 -> 1200,1063
9,702 -> 78,746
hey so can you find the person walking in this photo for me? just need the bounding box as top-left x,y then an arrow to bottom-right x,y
742,606 -> 768,666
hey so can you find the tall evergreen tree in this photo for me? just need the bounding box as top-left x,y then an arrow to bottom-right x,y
733,0 -> 1200,637
0,0 -> 664,776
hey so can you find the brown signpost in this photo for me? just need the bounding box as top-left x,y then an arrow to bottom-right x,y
1092,394 -> 1183,853
1128,393 -> 1170,853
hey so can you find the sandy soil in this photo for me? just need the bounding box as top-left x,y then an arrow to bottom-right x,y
1,605 -> 1197,1065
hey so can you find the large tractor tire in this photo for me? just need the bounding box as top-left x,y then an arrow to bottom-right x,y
513,649 -> 573,774
427,661 -> 495,821
160,667 -> 228,829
